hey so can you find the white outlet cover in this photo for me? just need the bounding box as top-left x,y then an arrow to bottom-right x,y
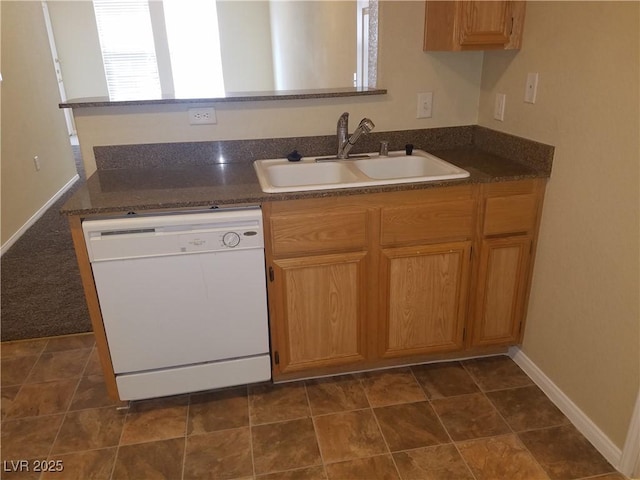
188,107 -> 217,125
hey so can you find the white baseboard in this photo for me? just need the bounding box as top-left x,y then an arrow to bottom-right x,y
1,174 -> 79,256
619,390 -> 640,479
508,346 -> 624,472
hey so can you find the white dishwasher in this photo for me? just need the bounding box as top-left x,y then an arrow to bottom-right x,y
82,207 -> 271,401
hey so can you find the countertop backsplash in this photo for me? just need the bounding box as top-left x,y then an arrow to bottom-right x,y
92,126 -> 478,171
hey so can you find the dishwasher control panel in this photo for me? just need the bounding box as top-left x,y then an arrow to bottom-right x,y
83,208 -> 264,261
179,227 -> 260,252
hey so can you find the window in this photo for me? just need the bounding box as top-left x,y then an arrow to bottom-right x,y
93,0 -> 224,100
93,0 -> 161,100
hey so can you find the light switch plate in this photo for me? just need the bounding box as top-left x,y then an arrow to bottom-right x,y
525,73 -> 539,104
416,92 -> 433,118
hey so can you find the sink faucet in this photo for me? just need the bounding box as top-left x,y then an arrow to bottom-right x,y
336,112 -> 375,159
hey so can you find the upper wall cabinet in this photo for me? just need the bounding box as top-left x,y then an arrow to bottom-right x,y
423,1 -> 526,51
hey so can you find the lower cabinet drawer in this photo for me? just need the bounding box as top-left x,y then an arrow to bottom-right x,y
483,193 -> 538,236
269,208 -> 368,256
381,199 -> 475,245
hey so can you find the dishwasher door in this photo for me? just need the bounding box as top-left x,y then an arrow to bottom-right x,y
83,208 -> 271,399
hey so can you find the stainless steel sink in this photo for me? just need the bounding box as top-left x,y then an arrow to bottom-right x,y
253,149 -> 470,193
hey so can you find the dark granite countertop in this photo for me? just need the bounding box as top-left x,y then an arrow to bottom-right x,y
61,143 -> 550,216
60,87 -> 387,109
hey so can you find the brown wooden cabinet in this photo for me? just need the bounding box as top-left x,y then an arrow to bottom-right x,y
270,251 -> 368,373
379,241 -> 471,358
264,180 -> 545,380
377,187 -> 476,359
263,200 -> 373,376
424,1 -> 526,51
265,186 -> 483,380
471,236 -> 531,346
469,180 -> 545,347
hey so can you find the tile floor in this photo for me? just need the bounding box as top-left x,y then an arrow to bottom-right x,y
1,333 -> 628,480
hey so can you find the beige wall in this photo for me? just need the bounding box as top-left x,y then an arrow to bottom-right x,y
269,1 -> 356,90
74,1 -> 484,176
46,1 -> 107,99
478,2 -> 639,449
1,1 -> 78,246
217,1 -> 275,92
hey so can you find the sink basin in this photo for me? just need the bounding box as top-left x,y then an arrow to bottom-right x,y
260,162 -> 360,189
352,154 -> 467,180
253,149 -> 469,193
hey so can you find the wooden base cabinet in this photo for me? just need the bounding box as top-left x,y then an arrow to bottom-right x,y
265,181 -> 545,380
469,179 -> 546,348
264,199 -> 374,376
380,242 -> 471,358
471,236 -> 531,346
269,252 -> 368,373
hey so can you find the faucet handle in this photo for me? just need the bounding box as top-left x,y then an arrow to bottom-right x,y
286,150 -> 302,162
379,141 -> 389,156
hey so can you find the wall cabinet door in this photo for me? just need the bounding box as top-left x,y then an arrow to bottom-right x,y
471,236 -> 531,346
379,242 -> 471,358
270,251 -> 367,373
424,1 -> 525,51
458,1 -> 511,47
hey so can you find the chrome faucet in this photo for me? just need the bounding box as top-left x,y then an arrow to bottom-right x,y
336,112 -> 375,159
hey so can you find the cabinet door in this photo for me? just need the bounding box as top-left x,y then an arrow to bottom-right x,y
379,242 -> 470,358
458,1 -> 512,47
270,252 -> 367,373
471,236 -> 531,346
424,1 -> 525,51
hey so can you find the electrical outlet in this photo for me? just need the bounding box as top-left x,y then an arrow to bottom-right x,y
416,92 -> 433,118
494,93 -> 506,121
188,107 -> 217,125
33,155 -> 41,171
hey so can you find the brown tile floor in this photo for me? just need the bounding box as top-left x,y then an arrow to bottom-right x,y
1,333 -> 629,480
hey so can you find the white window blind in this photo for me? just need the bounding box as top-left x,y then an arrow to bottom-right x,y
93,0 -> 161,101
